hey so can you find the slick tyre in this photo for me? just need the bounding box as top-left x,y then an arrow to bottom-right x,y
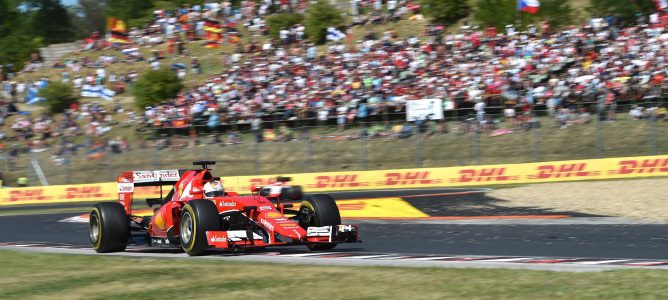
89,202 -> 130,253
300,194 -> 341,251
180,200 -> 222,256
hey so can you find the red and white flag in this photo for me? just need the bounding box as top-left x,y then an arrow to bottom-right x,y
517,0 -> 540,14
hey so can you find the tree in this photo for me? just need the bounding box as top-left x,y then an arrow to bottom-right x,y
420,0 -> 471,25
0,1 -> 39,70
475,0 -> 574,31
38,82 -> 78,113
78,0 -> 108,35
25,0 -> 77,44
305,0 -> 345,44
107,0 -> 154,27
0,33 -> 39,71
588,0 -> 656,22
266,13 -> 304,40
133,69 -> 183,110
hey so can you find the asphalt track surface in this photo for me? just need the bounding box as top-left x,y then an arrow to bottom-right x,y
2,188 -> 668,270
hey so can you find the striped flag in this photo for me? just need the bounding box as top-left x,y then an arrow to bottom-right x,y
204,19 -> 223,33
107,17 -> 130,44
204,40 -> 219,48
517,0 -> 540,14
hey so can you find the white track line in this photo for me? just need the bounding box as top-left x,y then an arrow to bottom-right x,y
343,255 -> 393,259
59,216 -> 88,223
414,256 -> 453,261
280,252 -> 337,257
479,258 -> 532,262
625,262 -> 668,266
578,260 -> 630,265
328,188 -> 493,194
374,256 -> 411,260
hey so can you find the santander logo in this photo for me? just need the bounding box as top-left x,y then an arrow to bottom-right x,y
133,170 -> 179,182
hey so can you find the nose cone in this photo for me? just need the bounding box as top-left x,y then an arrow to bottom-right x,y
276,225 -> 308,241
259,213 -> 307,241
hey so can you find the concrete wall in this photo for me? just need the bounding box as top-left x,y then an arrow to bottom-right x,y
39,41 -> 81,63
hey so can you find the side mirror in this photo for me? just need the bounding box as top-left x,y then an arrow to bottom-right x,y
250,185 -> 260,193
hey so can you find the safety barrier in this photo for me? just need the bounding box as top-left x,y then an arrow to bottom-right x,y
2,155 -> 668,205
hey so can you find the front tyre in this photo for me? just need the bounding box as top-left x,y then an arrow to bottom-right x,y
300,194 -> 341,251
180,200 -> 221,256
89,202 -> 130,253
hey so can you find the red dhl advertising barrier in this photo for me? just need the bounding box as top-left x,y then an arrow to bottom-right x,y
2,155 -> 668,205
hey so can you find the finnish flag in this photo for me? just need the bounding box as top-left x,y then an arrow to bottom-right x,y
81,85 -> 116,101
326,27 -> 346,42
26,87 -> 44,105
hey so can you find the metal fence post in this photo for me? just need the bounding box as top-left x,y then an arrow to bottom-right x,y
595,106 -> 603,158
532,127 -> 540,162
650,114 -> 658,155
254,134 -> 260,175
106,146 -> 113,181
306,128 -> 313,173
415,124 -> 422,168
64,151 -> 69,184
154,147 -> 161,169
203,135 -> 209,160
474,127 -> 481,165
360,123 -> 368,170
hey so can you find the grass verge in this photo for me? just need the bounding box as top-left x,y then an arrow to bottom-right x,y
1,250 -> 668,299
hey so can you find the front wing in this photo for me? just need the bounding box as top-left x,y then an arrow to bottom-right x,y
205,225 -> 359,249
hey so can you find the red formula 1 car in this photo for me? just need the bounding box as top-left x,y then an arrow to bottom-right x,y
89,161 -> 359,256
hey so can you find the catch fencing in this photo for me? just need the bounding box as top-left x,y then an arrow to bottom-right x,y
3,103 -> 668,187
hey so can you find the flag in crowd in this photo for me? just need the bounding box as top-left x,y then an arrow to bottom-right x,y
655,0 -> 668,10
204,40 -> 220,48
25,79 -> 48,105
107,17 -> 130,44
204,18 -> 222,46
326,27 -> 346,42
121,48 -> 139,55
229,33 -> 240,44
517,0 -> 540,14
81,85 -> 116,101
204,19 -> 223,33
26,87 -> 44,105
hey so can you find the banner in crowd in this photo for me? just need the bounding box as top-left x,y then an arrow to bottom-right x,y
2,155 -> 668,205
406,98 -> 443,121
81,84 -> 116,101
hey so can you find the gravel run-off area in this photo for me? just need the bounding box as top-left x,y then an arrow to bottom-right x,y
489,178 -> 668,223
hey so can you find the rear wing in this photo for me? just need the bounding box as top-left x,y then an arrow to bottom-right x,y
117,169 -> 182,215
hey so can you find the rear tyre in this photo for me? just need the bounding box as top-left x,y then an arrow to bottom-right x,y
180,200 -> 221,256
300,194 -> 341,251
89,202 -> 130,253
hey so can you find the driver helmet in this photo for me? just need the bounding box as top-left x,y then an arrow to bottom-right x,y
203,180 -> 225,197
